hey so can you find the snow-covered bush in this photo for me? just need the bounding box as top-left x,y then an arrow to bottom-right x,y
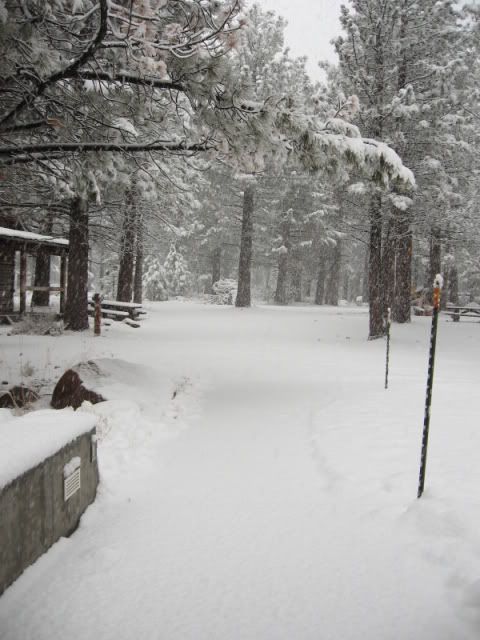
211,279 -> 238,305
9,315 -> 63,336
143,257 -> 169,301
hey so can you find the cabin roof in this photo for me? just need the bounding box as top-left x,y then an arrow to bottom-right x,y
0,226 -> 68,251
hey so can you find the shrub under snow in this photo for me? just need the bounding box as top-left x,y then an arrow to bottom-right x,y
211,279 -> 238,305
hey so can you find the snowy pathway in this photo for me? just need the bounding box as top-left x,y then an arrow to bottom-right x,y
0,303 -> 479,639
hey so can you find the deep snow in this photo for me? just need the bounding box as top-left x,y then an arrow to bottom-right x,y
0,302 -> 479,639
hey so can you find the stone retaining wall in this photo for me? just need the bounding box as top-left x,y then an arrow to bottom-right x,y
0,428 -> 99,596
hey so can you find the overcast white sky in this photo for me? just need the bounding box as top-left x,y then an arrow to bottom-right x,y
254,0 -> 344,81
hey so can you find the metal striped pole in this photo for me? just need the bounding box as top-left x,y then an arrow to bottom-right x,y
385,307 -> 392,390
417,274 -> 443,499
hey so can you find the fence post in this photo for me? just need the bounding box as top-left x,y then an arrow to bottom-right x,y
417,274 -> 443,499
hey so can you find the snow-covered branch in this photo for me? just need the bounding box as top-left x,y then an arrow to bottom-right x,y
0,140 -> 215,167
0,0 -> 109,129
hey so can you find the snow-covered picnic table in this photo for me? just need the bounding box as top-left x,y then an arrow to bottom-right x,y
444,303 -> 480,322
88,298 -> 144,321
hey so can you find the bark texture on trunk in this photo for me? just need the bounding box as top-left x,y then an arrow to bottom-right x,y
133,212 -> 143,304
426,227 -> 442,303
235,184 -> 254,307
65,197 -> 89,331
448,264 -> 459,305
315,250 -> 327,305
290,254 -> 302,303
368,193 -> 384,339
343,272 -> 350,302
382,218 -> 396,313
60,253 -> 67,314
32,216 -> 54,307
393,216 -> 412,323
211,246 -> 222,293
117,186 -> 136,302
367,19 -> 386,339
274,212 -> 291,306
274,251 -> 289,305
362,247 -> 369,303
19,251 -> 27,314
32,249 -> 51,307
440,236 -> 453,310
325,241 -> 342,306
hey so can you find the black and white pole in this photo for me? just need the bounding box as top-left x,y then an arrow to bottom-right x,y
385,307 -> 392,390
417,274 -> 443,499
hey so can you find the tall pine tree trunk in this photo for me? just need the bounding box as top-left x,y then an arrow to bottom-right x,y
325,241 -> 342,306
304,278 -> 313,300
274,250 -> 289,305
391,4 -> 412,324
393,215 -> 412,322
343,271 -> 350,302
367,20 -> 386,339
290,253 -> 302,302
368,193 -> 384,338
65,197 -> 89,331
133,211 -> 143,304
32,215 -> 53,307
362,247 -> 369,303
426,226 -> 442,303
315,250 -> 327,305
382,217 -> 396,313
441,233 -> 452,310
448,263 -> 459,305
235,183 -> 254,307
263,265 -> 272,300
117,185 -> 136,302
211,246 -> 222,292
274,213 -> 291,306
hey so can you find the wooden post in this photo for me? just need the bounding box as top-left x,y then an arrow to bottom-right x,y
93,293 -> 101,336
19,249 -> 27,314
60,253 -> 67,314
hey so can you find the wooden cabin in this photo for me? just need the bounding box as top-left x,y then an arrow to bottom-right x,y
0,226 -> 69,320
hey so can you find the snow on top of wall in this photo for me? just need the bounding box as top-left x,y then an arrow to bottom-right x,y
0,227 -> 69,247
0,409 -> 96,489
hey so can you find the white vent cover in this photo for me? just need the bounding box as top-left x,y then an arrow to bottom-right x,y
64,468 -> 81,501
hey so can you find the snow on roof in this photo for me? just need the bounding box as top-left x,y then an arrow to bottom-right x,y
0,409 -> 97,489
0,226 -> 69,248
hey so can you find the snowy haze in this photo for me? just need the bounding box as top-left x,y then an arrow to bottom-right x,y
255,0 -> 343,80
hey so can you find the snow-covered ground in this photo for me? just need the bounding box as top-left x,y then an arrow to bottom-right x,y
0,302 -> 479,639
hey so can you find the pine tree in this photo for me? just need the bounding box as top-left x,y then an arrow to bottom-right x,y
164,245 -> 190,297
335,0 -> 470,336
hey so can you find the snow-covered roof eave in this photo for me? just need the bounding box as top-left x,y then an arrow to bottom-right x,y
0,227 -> 69,250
